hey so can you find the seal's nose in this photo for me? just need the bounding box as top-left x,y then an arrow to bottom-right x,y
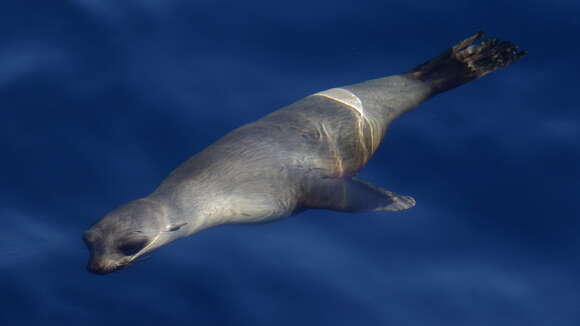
86,259 -> 122,275
87,264 -> 110,275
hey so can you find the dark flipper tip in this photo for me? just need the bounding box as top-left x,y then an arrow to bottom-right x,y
454,31 -> 485,52
411,31 -> 527,94
458,34 -> 528,77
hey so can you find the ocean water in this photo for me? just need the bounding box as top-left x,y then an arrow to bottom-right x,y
1,1 -> 579,325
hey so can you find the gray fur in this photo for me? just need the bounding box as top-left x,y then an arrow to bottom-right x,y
84,32 -> 525,274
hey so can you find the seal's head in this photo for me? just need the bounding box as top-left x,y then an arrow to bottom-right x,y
83,198 -> 178,275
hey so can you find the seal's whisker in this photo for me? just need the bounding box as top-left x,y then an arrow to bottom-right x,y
124,253 -> 153,270
134,253 -> 152,263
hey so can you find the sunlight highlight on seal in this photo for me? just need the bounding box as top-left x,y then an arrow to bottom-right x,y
314,87 -> 377,159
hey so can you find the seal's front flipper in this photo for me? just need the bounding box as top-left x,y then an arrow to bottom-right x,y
303,177 -> 415,213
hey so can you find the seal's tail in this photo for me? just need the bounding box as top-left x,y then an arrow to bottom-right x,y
410,31 -> 527,94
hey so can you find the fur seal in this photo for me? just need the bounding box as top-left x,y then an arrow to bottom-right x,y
84,32 -> 526,274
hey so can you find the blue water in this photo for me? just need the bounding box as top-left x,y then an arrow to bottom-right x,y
1,1 -> 579,325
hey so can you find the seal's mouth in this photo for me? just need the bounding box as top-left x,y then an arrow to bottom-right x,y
87,264 -> 120,275
86,257 -> 131,275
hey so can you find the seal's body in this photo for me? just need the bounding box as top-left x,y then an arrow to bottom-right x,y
84,32 -> 526,274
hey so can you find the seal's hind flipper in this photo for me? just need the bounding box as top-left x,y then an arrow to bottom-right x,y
303,177 -> 415,213
411,31 -> 527,94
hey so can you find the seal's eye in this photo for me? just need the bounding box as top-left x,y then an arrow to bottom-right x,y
118,239 -> 148,256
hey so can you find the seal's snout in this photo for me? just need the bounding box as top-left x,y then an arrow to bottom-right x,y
83,198 -> 167,275
86,258 -> 126,275
86,263 -> 112,275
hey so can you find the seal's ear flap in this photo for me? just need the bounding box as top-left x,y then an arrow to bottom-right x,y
303,177 -> 415,213
167,222 -> 188,232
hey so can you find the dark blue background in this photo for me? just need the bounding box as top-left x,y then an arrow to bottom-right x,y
1,1 -> 579,325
